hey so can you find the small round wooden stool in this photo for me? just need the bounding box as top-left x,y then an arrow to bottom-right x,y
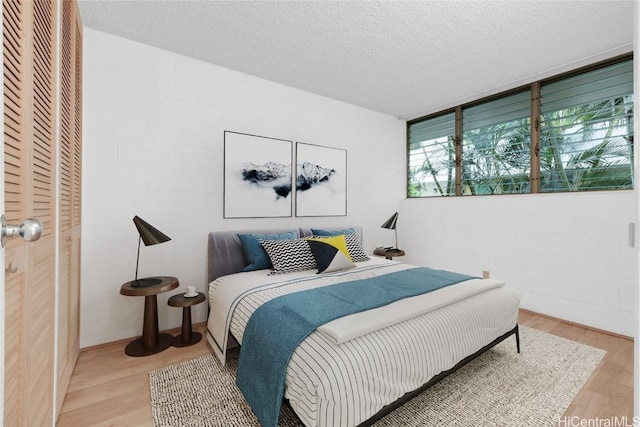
168,292 -> 206,347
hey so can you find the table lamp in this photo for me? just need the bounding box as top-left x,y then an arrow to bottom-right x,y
132,216 -> 171,287
380,212 -> 401,252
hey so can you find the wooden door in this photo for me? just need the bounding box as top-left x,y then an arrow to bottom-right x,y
3,0 -> 57,425
56,0 -> 82,414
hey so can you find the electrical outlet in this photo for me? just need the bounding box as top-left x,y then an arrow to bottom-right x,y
482,270 -> 490,279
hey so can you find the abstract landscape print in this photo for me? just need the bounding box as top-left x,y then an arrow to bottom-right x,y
224,131 -> 293,218
296,142 -> 347,216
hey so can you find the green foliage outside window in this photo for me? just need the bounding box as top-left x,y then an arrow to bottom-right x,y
539,96 -> 634,192
462,118 -> 531,195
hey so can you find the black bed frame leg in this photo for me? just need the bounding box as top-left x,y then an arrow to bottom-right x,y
515,324 -> 520,353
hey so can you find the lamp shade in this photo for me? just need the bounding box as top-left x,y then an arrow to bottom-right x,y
380,212 -> 398,230
131,216 -> 171,288
133,216 -> 171,246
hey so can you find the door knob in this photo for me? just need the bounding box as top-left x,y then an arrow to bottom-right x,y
1,215 -> 43,248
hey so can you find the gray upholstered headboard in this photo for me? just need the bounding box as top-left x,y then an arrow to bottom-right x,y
207,226 -> 363,283
298,226 -> 362,241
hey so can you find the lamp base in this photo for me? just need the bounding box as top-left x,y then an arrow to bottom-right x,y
387,248 -> 403,253
131,278 -> 163,288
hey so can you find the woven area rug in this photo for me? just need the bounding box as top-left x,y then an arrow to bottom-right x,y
149,326 -> 605,426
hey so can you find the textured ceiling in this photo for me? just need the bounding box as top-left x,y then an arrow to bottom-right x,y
78,0 -> 634,119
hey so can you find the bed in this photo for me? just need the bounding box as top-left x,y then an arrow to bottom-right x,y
206,226 -> 520,427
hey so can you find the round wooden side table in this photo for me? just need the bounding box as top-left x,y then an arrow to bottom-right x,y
168,292 -> 206,347
373,247 -> 405,260
120,276 -> 179,357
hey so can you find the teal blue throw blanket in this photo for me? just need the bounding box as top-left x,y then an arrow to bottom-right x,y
236,267 -> 475,427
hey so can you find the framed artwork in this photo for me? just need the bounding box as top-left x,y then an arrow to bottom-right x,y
224,131 -> 293,218
295,142 -> 347,217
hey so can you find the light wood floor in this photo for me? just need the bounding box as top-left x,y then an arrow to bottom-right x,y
56,311 -> 634,426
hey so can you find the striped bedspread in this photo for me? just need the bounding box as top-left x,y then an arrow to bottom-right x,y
207,258 -> 520,426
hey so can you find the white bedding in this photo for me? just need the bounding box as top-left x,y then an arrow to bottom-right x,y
208,258 -> 410,364
206,259 -> 520,426
317,276 -> 506,345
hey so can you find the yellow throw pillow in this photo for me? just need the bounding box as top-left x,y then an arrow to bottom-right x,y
306,234 -> 356,273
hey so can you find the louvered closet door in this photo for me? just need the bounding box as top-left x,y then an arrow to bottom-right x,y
56,0 -> 82,413
3,0 -> 57,425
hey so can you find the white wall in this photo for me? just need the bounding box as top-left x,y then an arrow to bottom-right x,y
81,29 -> 406,347
398,191 -> 636,336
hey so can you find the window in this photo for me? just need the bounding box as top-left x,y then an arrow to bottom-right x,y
462,91 -> 531,195
408,112 -> 456,197
407,55 -> 633,197
540,61 -> 634,192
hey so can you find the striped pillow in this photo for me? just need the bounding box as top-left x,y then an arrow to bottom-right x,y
312,233 -> 369,262
260,238 -> 316,275
344,233 -> 370,262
